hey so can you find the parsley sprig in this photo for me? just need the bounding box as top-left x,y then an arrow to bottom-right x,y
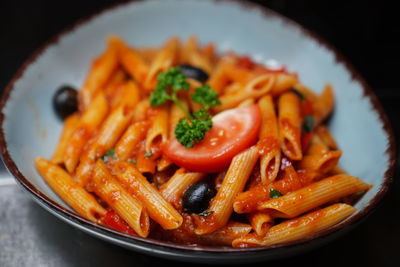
150,67 -> 220,148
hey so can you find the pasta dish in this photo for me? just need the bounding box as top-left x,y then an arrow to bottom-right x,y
35,36 -> 370,248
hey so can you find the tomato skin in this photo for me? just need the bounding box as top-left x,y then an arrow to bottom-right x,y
238,56 -> 255,70
164,105 -> 261,172
103,210 -> 136,235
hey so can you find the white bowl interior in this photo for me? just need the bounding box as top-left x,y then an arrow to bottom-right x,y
2,0 -> 390,218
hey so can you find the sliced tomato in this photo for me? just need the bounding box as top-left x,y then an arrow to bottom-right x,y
164,105 -> 261,172
103,210 -> 136,235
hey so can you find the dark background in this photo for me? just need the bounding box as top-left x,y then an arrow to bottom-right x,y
0,0 -> 399,266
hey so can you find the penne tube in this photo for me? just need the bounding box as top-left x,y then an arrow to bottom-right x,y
270,73 -> 298,96
156,156 -> 173,172
109,80 -> 141,110
64,92 -> 108,173
112,36 -> 149,84
313,84 -> 335,125
136,142 -> 157,174
232,203 -> 355,247
169,100 -> 188,137
278,92 -> 302,160
195,146 -> 259,235
137,47 -> 159,63
198,222 -> 252,246
215,74 -> 275,112
159,168 -> 205,208
180,35 -> 197,64
145,106 -> 169,154
257,174 -> 370,218
188,51 -> 213,74
79,38 -> 119,110
133,98 -> 150,122
201,42 -> 216,63
233,165 -> 310,214
75,105 -> 133,186
293,83 -> 318,102
248,212 -> 273,237
315,125 -> 338,150
144,37 -> 179,91
113,161 -> 183,230
207,60 -> 230,94
92,160 -> 150,237
258,95 -> 281,184
181,36 -> 213,73
51,114 -> 80,164
298,150 -> 342,175
35,157 -> 106,222
238,98 -> 255,107
104,68 -> 127,102
115,121 -> 148,161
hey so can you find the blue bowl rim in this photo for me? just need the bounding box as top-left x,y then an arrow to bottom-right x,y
0,0 -> 396,254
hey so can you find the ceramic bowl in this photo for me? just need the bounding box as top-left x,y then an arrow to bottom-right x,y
0,0 -> 396,263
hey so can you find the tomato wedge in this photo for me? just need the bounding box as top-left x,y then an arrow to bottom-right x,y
103,210 -> 136,235
164,105 -> 261,172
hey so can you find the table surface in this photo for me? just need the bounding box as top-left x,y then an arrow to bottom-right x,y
1,0 -> 399,266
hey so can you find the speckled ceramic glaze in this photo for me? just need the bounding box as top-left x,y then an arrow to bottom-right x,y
0,0 -> 396,263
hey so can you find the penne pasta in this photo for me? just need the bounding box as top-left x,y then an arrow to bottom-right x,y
144,37 -> 179,91
278,92 -> 302,160
92,160 -> 150,237
115,121 -> 148,161
195,146 -> 259,235
215,74 -> 275,112
37,36 -> 372,248
233,203 -> 355,247
75,105 -> 133,186
248,212 -> 273,237
159,168 -> 205,208
51,113 -> 80,164
112,36 -> 149,84
112,161 -> 183,230
313,84 -> 335,125
35,158 -> 106,222
257,174 -> 370,218
258,95 -> 281,184
270,73 -> 298,96
145,105 -> 169,155
64,92 -> 108,173
79,38 -> 119,110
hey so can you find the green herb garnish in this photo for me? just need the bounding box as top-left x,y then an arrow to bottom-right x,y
149,67 -> 220,148
269,188 -> 283,199
198,211 -> 214,217
144,151 -> 153,158
191,85 -> 221,110
149,67 -> 191,117
175,109 -> 212,148
291,88 -> 305,101
302,115 -> 315,133
128,159 -> 136,164
98,148 -> 117,163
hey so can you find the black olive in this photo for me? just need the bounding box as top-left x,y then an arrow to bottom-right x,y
53,85 -> 78,120
182,181 -> 217,214
178,64 -> 209,83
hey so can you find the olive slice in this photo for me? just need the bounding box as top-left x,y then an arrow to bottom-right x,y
182,181 -> 217,214
53,85 -> 78,120
178,64 -> 209,83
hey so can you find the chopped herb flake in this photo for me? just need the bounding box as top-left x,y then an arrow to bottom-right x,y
198,211 -> 214,217
302,115 -> 315,133
100,148 -> 117,163
144,151 -> 153,158
291,88 -> 305,101
269,188 -> 283,199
